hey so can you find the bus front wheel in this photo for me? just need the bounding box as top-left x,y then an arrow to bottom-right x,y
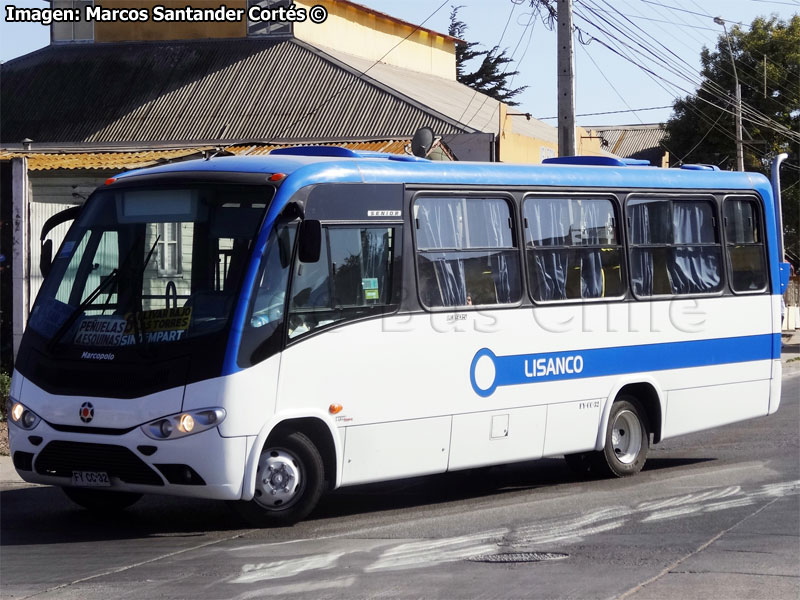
233,431 -> 324,526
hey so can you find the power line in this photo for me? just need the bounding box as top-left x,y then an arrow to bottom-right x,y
457,1 -> 519,125
570,8 -> 800,155
537,105 -> 673,119
749,0 -> 800,7
639,0 -> 747,27
273,0 -> 452,140
575,0 -> 800,144
464,7 -> 537,129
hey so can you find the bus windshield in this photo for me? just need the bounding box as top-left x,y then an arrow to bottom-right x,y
28,184 -> 272,352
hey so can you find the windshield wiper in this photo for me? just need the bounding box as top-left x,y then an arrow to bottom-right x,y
47,267 -> 122,351
127,236 -> 161,351
47,236 -> 161,352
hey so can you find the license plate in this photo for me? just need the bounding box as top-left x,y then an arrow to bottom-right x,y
72,471 -> 111,487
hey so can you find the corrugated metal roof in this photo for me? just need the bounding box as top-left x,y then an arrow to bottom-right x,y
1,39 -> 468,144
0,148 -> 210,171
587,124 -> 667,159
228,139 -> 410,155
0,140 -> 413,171
319,44 -> 559,143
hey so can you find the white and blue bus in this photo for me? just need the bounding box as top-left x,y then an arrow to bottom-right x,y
7,148 -> 792,524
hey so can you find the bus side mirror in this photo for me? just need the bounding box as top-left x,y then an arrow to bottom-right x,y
298,219 -> 321,263
39,205 -> 82,278
40,239 -> 54,278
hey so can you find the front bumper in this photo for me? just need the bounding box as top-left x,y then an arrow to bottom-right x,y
9,420 -> 249,501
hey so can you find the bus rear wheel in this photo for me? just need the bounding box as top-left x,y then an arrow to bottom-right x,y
232,432 -> 324,527
595,397 -> 650,478
62,487 -> 142,511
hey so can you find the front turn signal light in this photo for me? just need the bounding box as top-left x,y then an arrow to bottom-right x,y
329,404 -> 343,415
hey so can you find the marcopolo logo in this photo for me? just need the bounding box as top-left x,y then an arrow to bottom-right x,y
81,351 -> 115,361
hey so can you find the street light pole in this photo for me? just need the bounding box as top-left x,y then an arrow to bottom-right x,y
714,16 -> 745,172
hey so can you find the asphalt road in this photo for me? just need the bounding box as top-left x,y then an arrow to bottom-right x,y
2,369 -> 798,600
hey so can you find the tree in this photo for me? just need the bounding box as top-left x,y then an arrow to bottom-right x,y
664,15 -> 800,258
449,6 -> 527,106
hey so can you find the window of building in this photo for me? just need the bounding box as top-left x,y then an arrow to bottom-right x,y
157,223 -> 182,277
724,197 -> 767,292
414,196 -> 521,308
628,197 -> 723,297
523,197 -> 623,301
247,0 -> 293,36
51,0 -> 93,43
288,226 -> 396,338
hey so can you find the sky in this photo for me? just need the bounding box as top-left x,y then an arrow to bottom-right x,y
1,0 -> 797,127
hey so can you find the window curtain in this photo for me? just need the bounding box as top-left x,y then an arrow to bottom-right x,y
531,199 -> 570,300
628,202 -> 654,296
417,200 -> 467,306
477,199 -> 514,303
670,203 -> 720,293
580,201 -> 604,298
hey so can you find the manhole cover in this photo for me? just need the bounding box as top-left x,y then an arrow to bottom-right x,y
467,552 -> 569,563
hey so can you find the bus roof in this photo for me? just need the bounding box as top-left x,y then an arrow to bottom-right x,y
112,148 -> 771,195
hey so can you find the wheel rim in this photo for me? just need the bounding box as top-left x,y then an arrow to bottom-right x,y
610,409 -> 642,464
254,448 -> 303,510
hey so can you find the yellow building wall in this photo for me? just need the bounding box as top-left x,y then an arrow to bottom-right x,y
94,0 -> 247,42
294,0 -> 457,79
499,105 -> 614,164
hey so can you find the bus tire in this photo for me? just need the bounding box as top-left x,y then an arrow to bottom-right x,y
594,397 -> 650,478
61,487 -> 142,511
233,432 -> 324,526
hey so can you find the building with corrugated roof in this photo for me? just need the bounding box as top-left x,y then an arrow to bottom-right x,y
0,0 -> 612,366
585,124 -> 669,167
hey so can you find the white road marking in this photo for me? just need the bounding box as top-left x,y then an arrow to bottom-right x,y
232,576 -> 356,599
232,552 -> 345,584
228,479 -> 800,584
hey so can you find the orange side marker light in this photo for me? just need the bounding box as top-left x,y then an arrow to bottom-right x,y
329,404 -> 343,415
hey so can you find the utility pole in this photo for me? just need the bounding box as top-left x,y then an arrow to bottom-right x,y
714,17 -> 744,171
557,0 -> 576,157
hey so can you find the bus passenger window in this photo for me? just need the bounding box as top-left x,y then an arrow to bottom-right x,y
414,197 -> 521,308
628,198 -> 722,297
288,226 -> 396,338
524,197 -> 623,301
724,197 -> 766,292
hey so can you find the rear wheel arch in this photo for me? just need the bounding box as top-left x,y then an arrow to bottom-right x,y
615,383 -> 663,444
597,379 -> 664,449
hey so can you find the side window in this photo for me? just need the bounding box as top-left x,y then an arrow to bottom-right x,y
523,197 -> 623,301
288,226 -> 396,339
52,0 -> 94,42
724,197 -> 767,292
414,197 -> 521,308
628,198 -> 722,296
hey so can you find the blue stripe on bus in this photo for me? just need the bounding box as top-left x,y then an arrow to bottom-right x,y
469,333 -> 779,397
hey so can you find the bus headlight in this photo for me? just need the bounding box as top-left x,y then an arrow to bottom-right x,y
141,408 -> 225,440
8,400 -> 41,431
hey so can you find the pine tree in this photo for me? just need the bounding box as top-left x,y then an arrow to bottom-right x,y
449,6 -> 527,106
